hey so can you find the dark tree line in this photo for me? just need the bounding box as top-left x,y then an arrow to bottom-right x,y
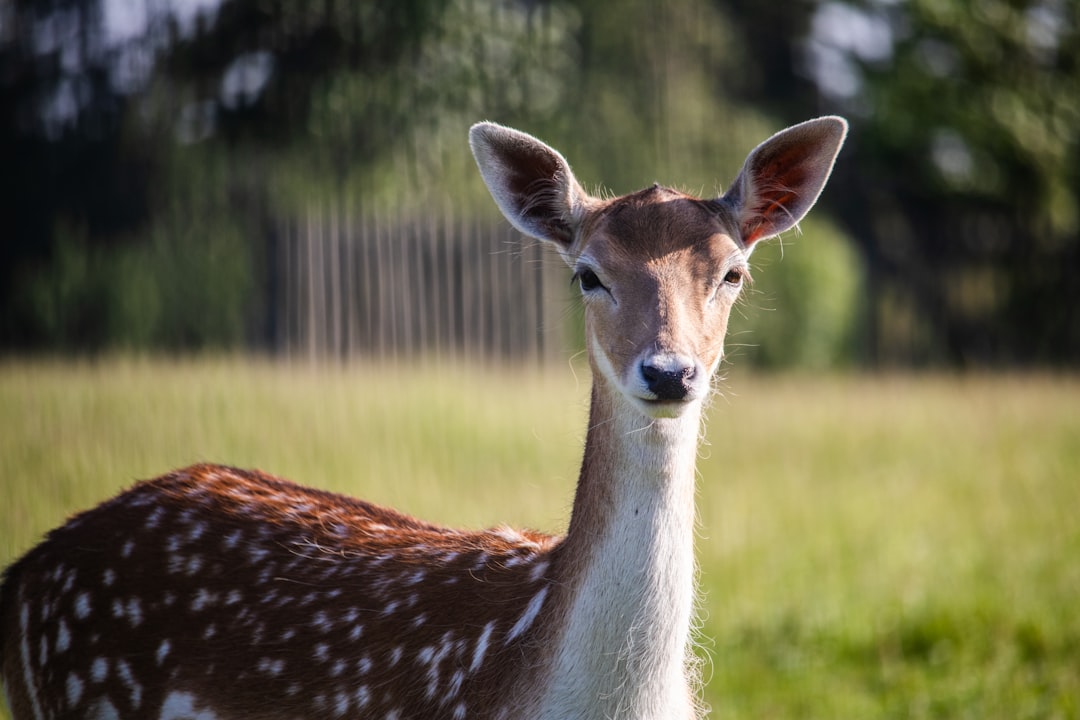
2,0 -> 1077,366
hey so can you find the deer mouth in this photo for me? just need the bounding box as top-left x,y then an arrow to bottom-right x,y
636,394 -> 701,419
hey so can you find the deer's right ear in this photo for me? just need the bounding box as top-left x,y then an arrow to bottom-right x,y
470,122 -> 590,254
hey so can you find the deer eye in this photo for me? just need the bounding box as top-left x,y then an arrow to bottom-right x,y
575,268 -> 606,293
722,268 -> 745,286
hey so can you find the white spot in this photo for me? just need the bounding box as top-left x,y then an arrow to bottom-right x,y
417,632 -> 455,699
471,621 -> 495,672
111,599 -> 125,619
247,546 -> 270,563
333,692 -> 350,715
312,610 -> 332,630
353,685 -> 370,707
159,691 -> 219,720
144,506 -> 165,529
191,588 -> 216,611
505,587 -> 548,645
453,701 -> 467,720
382,599 -> 400,615
388,645 -> 403,667
280,628 -> 297,642
313,643 -> 330,662
331,659 -> 346,677
529,560 -> 550,583
185,555 -> 204,576
257,657 -> 285,676
121,539 -> 136,558
405,570 -> 426,585
348,624 -> 363,641
18,601 -> 47,720
156,639 -> 171,665
74,592 -> 91,619
412,613 -> 428,628
188,522 -> 207,542
448,669 -> 466,699
56,619 -> 71,652
202,624 -> 217,639
89,697 -> 120,720
61,567 -> 78,594
91,657 -> 109,682
224,589 -> 243,605
116,659 -> 142,708
126,597 -> 143,626
103,569 -> 116,587
38,636 -> 48,667
223,529 -> 243,549
356,655 -> 372,675
494,526 -> 524,544
66,673 -> 84,707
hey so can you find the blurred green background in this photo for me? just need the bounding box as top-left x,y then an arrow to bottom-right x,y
3,0 -> 1078,366
2,1 -> 1080,718
1,363 -> 1077,718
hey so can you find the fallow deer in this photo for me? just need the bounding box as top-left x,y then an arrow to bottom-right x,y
1,116 -> 847,719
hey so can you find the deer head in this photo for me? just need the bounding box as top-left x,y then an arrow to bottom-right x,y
470,118 -> 848,417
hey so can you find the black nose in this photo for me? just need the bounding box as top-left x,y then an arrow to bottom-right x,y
641,361 -> 696,401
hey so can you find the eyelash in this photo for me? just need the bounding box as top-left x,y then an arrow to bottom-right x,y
723,267 -> 745,286
574,268 -> 606,293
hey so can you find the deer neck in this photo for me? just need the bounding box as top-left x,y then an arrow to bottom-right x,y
537,378 -> 702,719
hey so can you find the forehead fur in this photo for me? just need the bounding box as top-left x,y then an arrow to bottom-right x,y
584,185 -> 741,259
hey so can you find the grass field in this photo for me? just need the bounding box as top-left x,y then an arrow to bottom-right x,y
1,358 -> 1078,719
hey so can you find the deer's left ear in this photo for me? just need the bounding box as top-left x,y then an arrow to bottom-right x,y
720,116 -> 848,250
470,122 -> 592,258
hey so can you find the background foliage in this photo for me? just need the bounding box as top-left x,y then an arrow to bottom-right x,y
2,0 -> 1078,366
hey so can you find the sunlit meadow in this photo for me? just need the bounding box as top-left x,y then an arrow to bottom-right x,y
2,359 -> 1077,719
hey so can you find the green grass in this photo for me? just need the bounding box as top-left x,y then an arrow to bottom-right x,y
2,359 -> 1078,718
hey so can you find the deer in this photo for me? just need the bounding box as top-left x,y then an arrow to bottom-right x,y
1,116 -> 846,720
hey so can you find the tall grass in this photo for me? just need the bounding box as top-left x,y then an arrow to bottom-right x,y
1,359 -> 1077,718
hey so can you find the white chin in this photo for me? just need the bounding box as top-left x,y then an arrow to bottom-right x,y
633,397 -> 699,419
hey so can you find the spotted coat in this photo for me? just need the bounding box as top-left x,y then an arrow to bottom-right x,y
1,464 -> 560,720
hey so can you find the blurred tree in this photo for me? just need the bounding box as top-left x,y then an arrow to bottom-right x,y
1,0 -> 456,350
19,0 -> 1069,368
729,217 -> 863,370
779,0 -> 1079,366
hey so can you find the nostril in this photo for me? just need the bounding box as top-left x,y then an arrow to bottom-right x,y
640,362 -> 696,401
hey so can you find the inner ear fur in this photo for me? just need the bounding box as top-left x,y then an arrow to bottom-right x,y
469,122 -> 590,252
721,116 -> 848,249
